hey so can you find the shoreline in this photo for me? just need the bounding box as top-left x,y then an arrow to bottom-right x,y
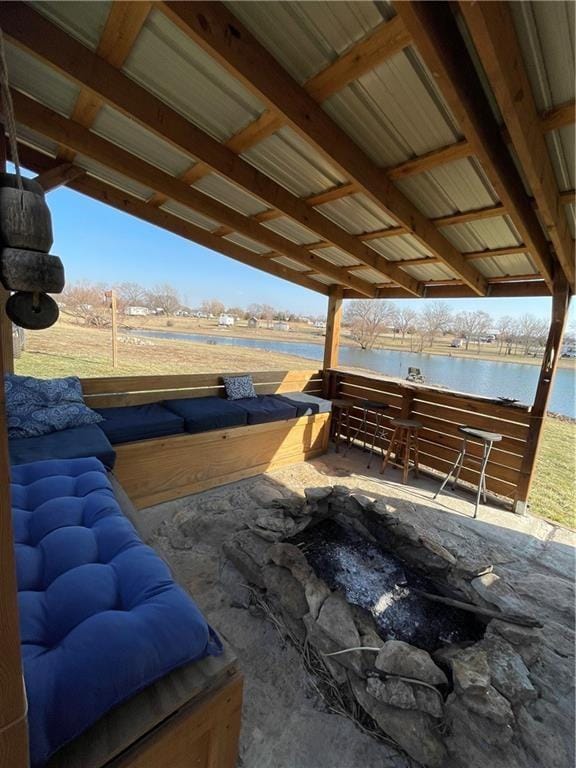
126,324 -> 576,370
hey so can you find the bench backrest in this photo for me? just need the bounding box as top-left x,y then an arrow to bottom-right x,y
81,370 -> 324,408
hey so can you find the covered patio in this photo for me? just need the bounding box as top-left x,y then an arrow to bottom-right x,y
0,1 -> 574,767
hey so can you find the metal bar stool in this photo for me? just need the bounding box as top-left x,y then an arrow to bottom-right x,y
434,426 -> 503,518
381,418 -> 422,484
330,398 -> 354,453
345,400 -> 390,468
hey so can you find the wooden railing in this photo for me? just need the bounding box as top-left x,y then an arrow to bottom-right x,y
326,368 -> 533,509
82,369 -> 324,408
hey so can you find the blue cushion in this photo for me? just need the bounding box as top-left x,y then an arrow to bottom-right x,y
163,396 -> 248,434
233,395 -> 298,425
275,392 -> 332,417
95,404 -> 185,444
11,458 -> 222,767
5,374 -> 103,439
9,425 -> 116,470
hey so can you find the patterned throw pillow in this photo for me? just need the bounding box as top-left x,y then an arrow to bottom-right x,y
5,374 -> 103,439
222,375 -> 257,400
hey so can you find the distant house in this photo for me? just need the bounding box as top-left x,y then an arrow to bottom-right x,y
218,314 -> 235,327
124,306 -> 150,316
274,321 -> 290,332
247,316 -> 259,328
314,320 -> 326,329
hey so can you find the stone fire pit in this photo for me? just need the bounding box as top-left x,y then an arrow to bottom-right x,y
224,486 -> 548,768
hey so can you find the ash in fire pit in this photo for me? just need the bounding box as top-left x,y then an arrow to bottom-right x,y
290,519 -> 484,653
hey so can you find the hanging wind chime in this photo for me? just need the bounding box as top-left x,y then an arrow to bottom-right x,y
0,27 -> 64,330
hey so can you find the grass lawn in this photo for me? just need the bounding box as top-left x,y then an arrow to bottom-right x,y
14,319 -> 575,529
530,416 -> 576,529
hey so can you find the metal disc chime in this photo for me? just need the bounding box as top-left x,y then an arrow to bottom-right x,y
0,27 -> 64,330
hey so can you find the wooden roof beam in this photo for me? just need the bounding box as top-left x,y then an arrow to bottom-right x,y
11,91 -> 376,297
459,1 -> 575,289
33,162 -> 85,191
395,1 -> 555,291
0,3 -> 420,295
344,281 -> 551,300
159,1 -> 487,296
58,1 -> 152,162
16,144 -> 330,296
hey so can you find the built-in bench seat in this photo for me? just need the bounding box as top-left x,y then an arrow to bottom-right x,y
95,402 -> 186,444
163,395 -> 249,433
11,457 -> 230,768
9,424 -> 117,469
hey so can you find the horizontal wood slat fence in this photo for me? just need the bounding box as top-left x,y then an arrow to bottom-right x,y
326,368 -> 533,508
81,370 -> 323,408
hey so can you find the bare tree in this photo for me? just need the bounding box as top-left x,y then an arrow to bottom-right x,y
393,306 -> 418,344
496,315 -> 516,355
147,283 -> 181,315
247,303 -> 275,328
345,300 -> 395,350
453,310 -> 491,351
60,281 -> 108,326
199,299 -> 225,317
115,281 -> 147,310
516,314 -> 545,355
420,301 -> 453,347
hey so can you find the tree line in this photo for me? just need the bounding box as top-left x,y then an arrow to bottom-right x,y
345,300 -> 554,356
59,281 -> 321,326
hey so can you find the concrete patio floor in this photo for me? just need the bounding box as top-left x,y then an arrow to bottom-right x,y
134,446 -> 575,768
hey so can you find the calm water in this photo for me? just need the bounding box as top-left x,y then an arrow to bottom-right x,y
130,329 -> 576,417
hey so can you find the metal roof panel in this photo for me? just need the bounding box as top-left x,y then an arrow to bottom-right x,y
242,127 -> 346,197
30,0 -> 111,50
16,125 -> 59,158
73,154 -> 154,200
271,255 -> 310,272
123,9 -> 266,142
194,174 -> 269,217
395,158 -> 499,218
226,1 -> 391,84
313,246 -> 360,268
224,232 -> 271,254
316,193 -> 397,234
263,217 -> 320,245
511,1 -> 575,111
160,200 -> 219,232
6,42 -> 80,118
440,216 -> 522,252
367,234 -> 431,261
472,252 -> 538,278
91,105 -> 193,176
322,47 -> 461,167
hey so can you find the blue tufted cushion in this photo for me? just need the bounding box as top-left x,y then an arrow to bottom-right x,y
232,395 -> 298,424
95,403 -> 185,444
9,425 -> 116,469
274,392 -> 332,417
11,458 -> 221,767
163,396 -> 248,434
5,374 -> 102,439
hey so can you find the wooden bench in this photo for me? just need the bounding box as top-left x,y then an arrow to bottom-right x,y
82,370 -> 330,509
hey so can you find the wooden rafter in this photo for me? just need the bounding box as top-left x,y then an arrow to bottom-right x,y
0,3 -> 421,295
459,1 -> 575,288
17,144 -> 330,296
33,162 -> 85,191
395,1 -> 555,291
57,1 -> 151,162
11,91 -> 378,297
353,281 -> 551,300
159,1 -> 488,296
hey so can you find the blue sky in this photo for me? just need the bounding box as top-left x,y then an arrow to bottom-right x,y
45,181 -> 572,324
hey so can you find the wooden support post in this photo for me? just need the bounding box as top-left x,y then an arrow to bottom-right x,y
322,286 -> 343,396
0,315 -> 29,764
514,273 -> 571,513
105,289 -> 118,369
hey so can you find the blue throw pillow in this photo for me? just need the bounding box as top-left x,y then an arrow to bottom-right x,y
222,374 -> 257,400
5,374 -> 103,439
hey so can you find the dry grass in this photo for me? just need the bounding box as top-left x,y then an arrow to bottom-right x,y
14,320 -> 317,379
530,416 -> 576,529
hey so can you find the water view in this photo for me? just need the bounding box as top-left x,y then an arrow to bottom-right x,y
131,329 -> 576,418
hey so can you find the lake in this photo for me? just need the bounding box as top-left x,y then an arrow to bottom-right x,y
130,329 -> 576,418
